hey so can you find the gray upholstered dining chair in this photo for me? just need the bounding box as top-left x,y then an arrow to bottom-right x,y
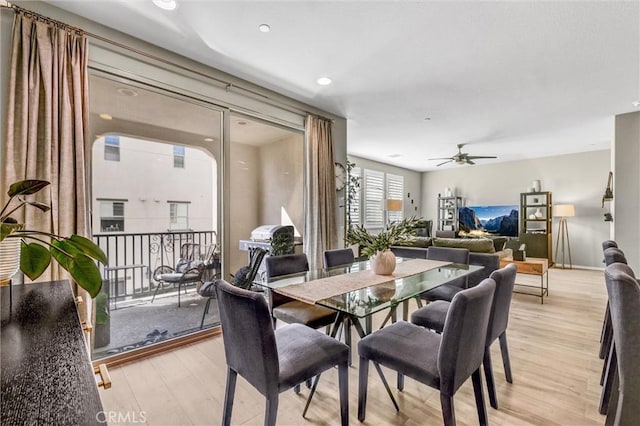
603,263 -> 640,425
601,240 -> 618,251
357,278 -> 496,426
419,246 -> 470,303
264,253 -> 338,330
323,248 -> 355,268
214,279 -> 349,426
411,263 -> 517,409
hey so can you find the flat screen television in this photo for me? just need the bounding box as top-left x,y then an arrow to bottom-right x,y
459,205 -> 519,237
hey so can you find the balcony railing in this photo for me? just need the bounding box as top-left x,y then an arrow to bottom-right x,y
93,230 -> 217,307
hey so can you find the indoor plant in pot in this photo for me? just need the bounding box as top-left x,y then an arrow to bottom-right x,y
0,179 -> 107,297
346,217 -> 419,275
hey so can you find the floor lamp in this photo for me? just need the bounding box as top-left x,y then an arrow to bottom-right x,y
553,204 -> 575,269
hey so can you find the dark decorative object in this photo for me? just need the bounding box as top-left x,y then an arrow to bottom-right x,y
346,160 -> 361,230
602,171 -> 614,207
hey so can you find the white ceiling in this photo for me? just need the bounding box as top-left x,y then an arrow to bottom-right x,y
49,0 -> 640,171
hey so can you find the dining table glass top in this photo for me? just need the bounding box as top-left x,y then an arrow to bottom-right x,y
253,258 -> 483,318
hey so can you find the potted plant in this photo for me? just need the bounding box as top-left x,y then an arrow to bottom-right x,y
0,179 -> 107,297
346,217 -> 419,275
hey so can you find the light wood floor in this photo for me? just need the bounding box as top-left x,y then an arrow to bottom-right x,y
99,267 -> 608,425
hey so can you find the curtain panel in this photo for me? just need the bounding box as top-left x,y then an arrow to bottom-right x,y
304,115 -> 338,269
1,11 -> 91,318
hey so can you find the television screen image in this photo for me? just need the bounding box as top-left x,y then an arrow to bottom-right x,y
459,205 -> 519,237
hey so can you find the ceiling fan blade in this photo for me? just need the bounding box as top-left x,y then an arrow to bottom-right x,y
428,157 -> 454,161
466,159 -> 476,165
436,160 -> 453,167
466,155 -> 497,160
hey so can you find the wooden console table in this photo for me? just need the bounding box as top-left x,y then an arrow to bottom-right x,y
1,280 -> 105,425
500,257 -> 549,304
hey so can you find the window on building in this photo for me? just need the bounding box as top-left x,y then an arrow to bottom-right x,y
363,169 -> 385,229
99,200 -> 125,232
386,173 -> 404,223
104,135 -> 120,161
173,145 -> 185,168
169,202 -> 189,230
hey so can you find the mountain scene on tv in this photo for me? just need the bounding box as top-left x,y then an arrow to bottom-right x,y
459,205 -> 519,237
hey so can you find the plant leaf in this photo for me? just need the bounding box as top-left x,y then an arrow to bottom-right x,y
1,222 -> 23,241
7,180 -> 50,197
50,239 -> 75,270
67,254 -> 103,298
21,200 -> 51,213
20,241 -> 51,280
68,234 -> 108,264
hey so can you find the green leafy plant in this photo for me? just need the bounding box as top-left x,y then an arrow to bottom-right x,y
346,216 -> 420,258
0,180 -> 107,297
346,160 -> 361,229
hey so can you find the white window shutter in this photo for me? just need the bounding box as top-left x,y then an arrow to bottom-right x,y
363,169 -> 384,228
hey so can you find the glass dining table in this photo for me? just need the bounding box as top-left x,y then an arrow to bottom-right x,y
253,257 -> 483,343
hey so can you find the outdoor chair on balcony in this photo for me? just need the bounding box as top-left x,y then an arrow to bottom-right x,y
151,243 -> 207,307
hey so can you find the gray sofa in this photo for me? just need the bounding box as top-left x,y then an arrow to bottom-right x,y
391,237 -> 506,288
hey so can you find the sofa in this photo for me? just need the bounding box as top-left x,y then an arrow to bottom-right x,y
391,237 -> 510,288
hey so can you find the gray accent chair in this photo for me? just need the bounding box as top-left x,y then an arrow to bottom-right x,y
265,253 -> 338,329
411,263 -> 517,409
214,280 -> 349,426
604,247 -> 627,266
357,278 -> 496,426
420,247 -> 470,302
602,240 -> 618,251
323,248 -> 355,268
604,264 -> 640,426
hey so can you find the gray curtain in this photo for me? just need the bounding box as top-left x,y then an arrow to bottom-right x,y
1,11 -> 91,317
304,115 -> 338,269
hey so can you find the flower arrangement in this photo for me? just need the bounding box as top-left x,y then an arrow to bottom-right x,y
346,216 -> 420,258
0,180 -> 107,297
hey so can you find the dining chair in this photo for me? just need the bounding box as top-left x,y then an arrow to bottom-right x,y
264,253 -> 338,330
420,246 -> 470,303
411,263 -> 517,409
601,240 -> 618,251
357,278 -> 496,426
214,279 -> 349,426
323,248 -> 355,268
603,263 -> 640,425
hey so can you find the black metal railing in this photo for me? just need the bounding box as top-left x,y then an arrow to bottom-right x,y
93,230 -> 217,306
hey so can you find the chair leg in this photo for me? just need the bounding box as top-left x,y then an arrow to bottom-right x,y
499,332 -> 513,383
397,372 -> 404,391
151,281 -> 162,303
265,395 -> 278,426
599,304 -> 612,359
483,346 -> 498,409
440,394 -> 455,426
600,343 -> 617,414
338,360 -> 349,426
358,357 -> 369,422
178,283 -> 182,307
222,368 -> 237,426
200,298 -> 211,329
302,374 -> 321,418
373,362 -> 399,412
472,368 -> 488,426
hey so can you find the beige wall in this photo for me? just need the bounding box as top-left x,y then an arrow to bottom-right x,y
613,112 -> 640,272
422,150 -> 611,268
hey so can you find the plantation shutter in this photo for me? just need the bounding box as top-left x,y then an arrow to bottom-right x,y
363,169 -> 384,228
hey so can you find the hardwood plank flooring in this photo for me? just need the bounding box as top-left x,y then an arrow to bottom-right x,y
98,267 -> 608,425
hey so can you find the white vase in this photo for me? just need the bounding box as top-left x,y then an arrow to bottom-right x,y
0,238 -> 21,285
534,208 -> 543,218
371,250 -> 396,275
532,180 -> 541,192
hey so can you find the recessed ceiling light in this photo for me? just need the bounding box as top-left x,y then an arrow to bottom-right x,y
632,101 -> 640,108
99,113 -> 113,120
237,121 -> 248,126
116,87 -> 138,97
317,77 -> 332,86
152,0 -> 177,11
259,24 -> 270,33
204,137 -> 214,142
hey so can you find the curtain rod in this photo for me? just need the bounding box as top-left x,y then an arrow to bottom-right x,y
0,1 -> 332,122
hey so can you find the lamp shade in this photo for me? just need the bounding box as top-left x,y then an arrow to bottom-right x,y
553,204 -> 575,217
386,199 -> 403,211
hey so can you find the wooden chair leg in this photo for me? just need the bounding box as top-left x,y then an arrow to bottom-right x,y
440,394 -> 455,426
472,368 -> 488,426
358,357 -> 370,422
499,332 -> 513,383
483,346 -> 498,409
338,361 -> 349,426
222,368 -> 237,426
265,395 -> 279,426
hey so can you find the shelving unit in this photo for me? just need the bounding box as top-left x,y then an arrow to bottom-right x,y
519,191 -> 553,264
437,195 -> 462,232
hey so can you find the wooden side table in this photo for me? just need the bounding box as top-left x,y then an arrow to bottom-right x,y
500,257 -> 549,304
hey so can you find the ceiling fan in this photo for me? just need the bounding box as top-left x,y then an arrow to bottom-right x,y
429,144 -> 497,166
